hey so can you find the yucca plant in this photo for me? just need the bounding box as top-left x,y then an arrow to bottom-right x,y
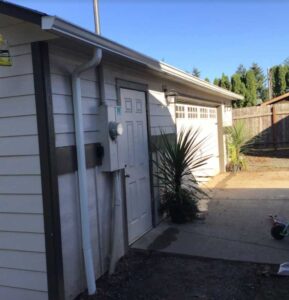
154,128 -> 211,223
226,121 -> 251,172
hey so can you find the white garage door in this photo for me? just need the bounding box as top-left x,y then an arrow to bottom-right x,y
176,104 -> 220,181
120,88 -> 152,244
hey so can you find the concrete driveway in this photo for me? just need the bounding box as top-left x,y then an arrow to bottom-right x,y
133,171 -> 289,264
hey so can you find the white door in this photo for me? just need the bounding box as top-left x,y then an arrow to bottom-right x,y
120,88 -> 152,244
176,104 -> 220,181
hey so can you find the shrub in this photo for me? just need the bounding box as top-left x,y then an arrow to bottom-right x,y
226,121 -> 251,172
154,128 -> 210,223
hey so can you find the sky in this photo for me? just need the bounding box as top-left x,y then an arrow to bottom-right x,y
8,0 -> 289,81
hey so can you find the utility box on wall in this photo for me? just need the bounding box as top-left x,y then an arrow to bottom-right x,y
99,105 -> 125,172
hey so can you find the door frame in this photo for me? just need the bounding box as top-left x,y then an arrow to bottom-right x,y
116,78 -> 155,247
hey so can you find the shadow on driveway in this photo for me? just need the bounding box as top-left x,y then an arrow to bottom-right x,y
133,171 -> 289,264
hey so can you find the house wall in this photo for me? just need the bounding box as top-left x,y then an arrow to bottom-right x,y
0,12 -> 233,300
48,44 -> 113,299
48,42 -> 178,299
48,40 -> 233,300
0,17 -> 50,300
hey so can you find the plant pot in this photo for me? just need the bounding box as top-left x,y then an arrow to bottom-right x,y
169,203 -> 186,224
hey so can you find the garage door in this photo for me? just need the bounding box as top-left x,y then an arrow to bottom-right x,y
120,88 -> 152,244
176,104 -> 220,181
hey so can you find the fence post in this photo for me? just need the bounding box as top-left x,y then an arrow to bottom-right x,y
272,105 -> 277,150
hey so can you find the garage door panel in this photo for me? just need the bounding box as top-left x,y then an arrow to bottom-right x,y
176,104 -> 219,180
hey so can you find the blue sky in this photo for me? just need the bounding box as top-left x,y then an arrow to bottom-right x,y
9,0 -> 289,81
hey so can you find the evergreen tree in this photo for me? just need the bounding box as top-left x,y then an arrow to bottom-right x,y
192,67 -> 201,78
236,64 -> 246,79
284,57 -> 289,66
204,77 -> 210,82
273,65 -> 286,96
231,74 -> 246,107
250,63 -> 266,100
270,66 -> 277,97
285,71 -> 289,92
220,73 -> 231,90
213,78 -> 220,86
261,88 -> 269,101
231,74 -> 242,94
244,70 -> 257,106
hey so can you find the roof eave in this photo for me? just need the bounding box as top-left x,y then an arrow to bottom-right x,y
42,15 -> 243,101
0,0 -> 45,25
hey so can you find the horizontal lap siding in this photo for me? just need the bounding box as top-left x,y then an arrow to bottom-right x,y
49,45 -> 100,148
49,44 -> 114,300
0,286 -> 47,300
0,41 -> 47,299
58,170 -> 110,300
102,62 -> 176,137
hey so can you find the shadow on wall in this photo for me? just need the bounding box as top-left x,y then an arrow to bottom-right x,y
234,112 -> 289,159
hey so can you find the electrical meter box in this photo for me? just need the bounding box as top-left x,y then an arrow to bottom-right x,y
99,105 -> 125,172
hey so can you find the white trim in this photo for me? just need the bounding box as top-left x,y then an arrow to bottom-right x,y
41,16 -> 243,101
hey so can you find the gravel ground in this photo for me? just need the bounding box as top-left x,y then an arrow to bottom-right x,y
92,250 -> 289,300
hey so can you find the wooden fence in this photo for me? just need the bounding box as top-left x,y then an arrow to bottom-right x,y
232,103 -> 289,149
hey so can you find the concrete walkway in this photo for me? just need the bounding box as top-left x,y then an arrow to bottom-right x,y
133,171 -> 289,264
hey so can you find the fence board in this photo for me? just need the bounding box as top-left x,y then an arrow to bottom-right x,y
233,103 -> 289,148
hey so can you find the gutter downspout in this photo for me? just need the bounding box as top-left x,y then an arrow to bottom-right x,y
71,0 -> 102,295
72,47 -> 102,296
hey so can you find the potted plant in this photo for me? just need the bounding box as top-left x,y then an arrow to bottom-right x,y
154,128 -> 211,224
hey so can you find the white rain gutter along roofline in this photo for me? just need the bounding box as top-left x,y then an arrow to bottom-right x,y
41,16 -> 243,101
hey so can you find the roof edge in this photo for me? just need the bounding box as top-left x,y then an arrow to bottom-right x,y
0,0 -> 45,25
261,91 -> 289,106
42,16 -> 243,101
0,1 -> 243,101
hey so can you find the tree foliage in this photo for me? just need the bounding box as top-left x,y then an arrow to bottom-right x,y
220,73 -> 231,90
195,59 -> 289,107
213,78 -> 220,86
271,65 -> 287,97
236,64 -> 246,78
244,70 -> 257,106
231,74 -> 246,107
192,67 -> 201,78
250,63 -> 265,100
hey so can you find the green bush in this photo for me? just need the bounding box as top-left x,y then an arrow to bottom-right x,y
226,121 -> 251,172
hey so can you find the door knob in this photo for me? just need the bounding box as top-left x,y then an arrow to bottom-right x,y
125,174 -> 130,178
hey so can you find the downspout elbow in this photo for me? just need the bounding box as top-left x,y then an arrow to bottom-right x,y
73,48 -> 102,77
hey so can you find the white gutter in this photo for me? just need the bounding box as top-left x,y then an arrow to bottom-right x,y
41,16 -> 243,101
70,1 -> 102,296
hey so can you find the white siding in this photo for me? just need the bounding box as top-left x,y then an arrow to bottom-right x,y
48,42 -> 229,300
49,44 -> 119,300
102,61 -> 176,136
0,36 -> 48,300
49,45 -> 101,148
58,170 -> 112,300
